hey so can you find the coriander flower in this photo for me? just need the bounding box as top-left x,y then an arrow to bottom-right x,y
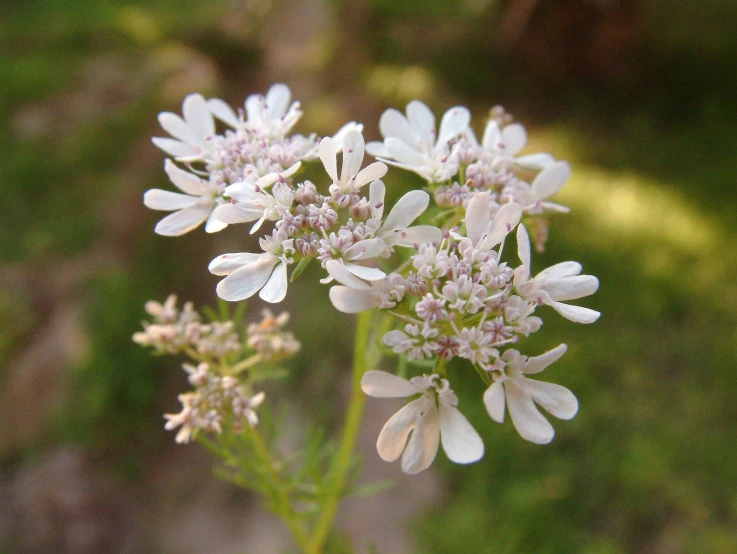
326,261 -> 405,312
152,93 -> 215,160
521,161 -> 572,214
362,371 -> 484,474
465,118 -> 555,171
366,101 -> 470,182
319,130 -> 387,201
209,228 -> 293,303
462,192 -> 522,252
368,180 -> 442,251
514,224 -> 600,323
483,345 -> 577,444
143,159 -> 227,236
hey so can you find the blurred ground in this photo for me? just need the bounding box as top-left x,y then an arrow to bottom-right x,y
2,0 -> 737,552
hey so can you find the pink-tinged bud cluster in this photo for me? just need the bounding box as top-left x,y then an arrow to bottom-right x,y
133,295 -> 241,357
164,363 -> 265,443
246,310 -> 301,361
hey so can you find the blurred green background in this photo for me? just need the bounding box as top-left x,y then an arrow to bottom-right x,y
2,0 -> 737,552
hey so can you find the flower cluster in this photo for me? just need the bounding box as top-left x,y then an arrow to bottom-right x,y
367,102 -> 569,251
329,191 -> 598,467
164,362 -> 265,444
142,85 -> 600,475
145,84 -> 361,236
135,296 -> 302,443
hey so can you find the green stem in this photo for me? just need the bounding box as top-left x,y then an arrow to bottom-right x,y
248,425 -> 311,550
224,354 -> 263,376
306,310 -> 375,553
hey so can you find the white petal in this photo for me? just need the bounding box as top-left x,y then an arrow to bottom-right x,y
255,161 -> 302,189
182,93 -> 214,141
540,201 -> 571,214
245,93 -> 264,124
531,161 -> 571,200
383,330 -> 410,347
207,98 -> 239,127
361,370 -> 417,398
380,190 -> 430,233
151,137 -> 200,158
204,210 -> 228,233
213,203 -> 262,224
158,112 -> 199,145
439,404 -> 484,464
523,344 -> 567,375
325,260 -> 372,290
520,378 -> 579,420
354,161 -> 387,188
437,106 -> 471,146
344,238 -> 387,261
479,202 -> 522,250
544,275 -> 599,301
265,83 -> 291,120
379,108 -> 420,149
547,301 -> 601,324
516,153 -> 555,170
505,380 -> 555,444
345,263 -> 386,281
366,141 -> 390,158
369,179 -> 386,221
154,203 -> 212,236
483,381 -> 506,423
384,225 -> 442,247
216,256 -> 277,302
376,398 -> 424,462
385,137 -> 426,167
331,121 -> 364,151
464,192 -> 491,246
340,130 -> 365,182
501,123 -> 527,155
537,261 -> 582,280
481,120 -> 501,150
406,100 -> 436,147
329,286 -> 377,313
164,159 -> 208,195
209,252 -> 263,275
319,137 -> 338,182
401,396 -> 440,474
144,189 -> 197,211
517,224 -> 531,268
259,260 -> 288,303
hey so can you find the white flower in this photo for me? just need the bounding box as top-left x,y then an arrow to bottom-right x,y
361,371 -> 484,474
209,250 -> 289,304
243,83 -> 303,138
465,119 -> 555,171
368,180 -> 442,251
521,161 -> 571,214
462,192 -> 522,252
366,101 -> 470,182
152,93 -> 215,160
514,224 -> 600,323
483,345 -> 578,444
326,261 -> 405,312
319,130 -> 387,197
214,162 -> 301,233
143,159 -> 226,236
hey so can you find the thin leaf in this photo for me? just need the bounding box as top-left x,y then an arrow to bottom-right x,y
290,256 -> 313,282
